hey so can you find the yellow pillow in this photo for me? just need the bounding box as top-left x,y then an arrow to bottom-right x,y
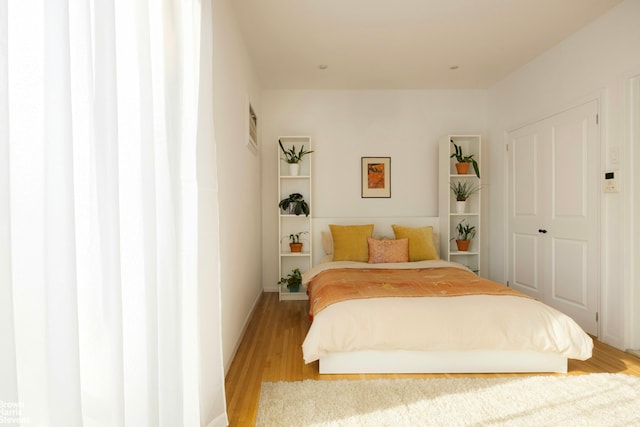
329,224 -> 374,262
391,225 -> 439,261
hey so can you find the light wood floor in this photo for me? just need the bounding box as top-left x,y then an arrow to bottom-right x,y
225,292 -> 640,426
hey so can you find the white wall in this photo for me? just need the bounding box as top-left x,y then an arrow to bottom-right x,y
212,0 -> 263,371
217,0 -> 640,369
487,0 -> 640,350
261,90 -> 488,291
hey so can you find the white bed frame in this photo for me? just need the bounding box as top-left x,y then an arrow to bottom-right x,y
311,217 -> 569,374
320,350 -> 567,374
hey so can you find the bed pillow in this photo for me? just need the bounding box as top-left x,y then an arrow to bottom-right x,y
367,237 -> 409,264
322,230 -> 390,255
321,231 -> 334,255
329,224 -> 374,262
391,225 -> 439,261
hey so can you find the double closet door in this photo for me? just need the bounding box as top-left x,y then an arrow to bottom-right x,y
507,101 -> 600,335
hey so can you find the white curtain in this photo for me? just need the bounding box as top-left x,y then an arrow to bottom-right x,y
0,1 -> 228,426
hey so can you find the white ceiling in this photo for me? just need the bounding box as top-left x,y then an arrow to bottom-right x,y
229,0 -> 622,89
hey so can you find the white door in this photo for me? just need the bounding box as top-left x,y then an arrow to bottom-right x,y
508,101 -> 600,335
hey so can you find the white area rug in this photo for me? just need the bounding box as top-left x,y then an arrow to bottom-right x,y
256,374 -> 640,426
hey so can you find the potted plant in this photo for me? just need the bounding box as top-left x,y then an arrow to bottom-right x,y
450,140 -> 480,178
279,193 -> 310,216
279,139 -> 314,176
450,180 -> 480,213
285,231 -> 308,253
452,219 -> 476,252
278,268 -> 303,292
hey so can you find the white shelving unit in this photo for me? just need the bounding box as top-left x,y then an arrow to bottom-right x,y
278,136 -> 312,301
438,135 -> 481,275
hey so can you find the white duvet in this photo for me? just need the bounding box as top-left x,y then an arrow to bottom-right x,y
301,260 -> 593,364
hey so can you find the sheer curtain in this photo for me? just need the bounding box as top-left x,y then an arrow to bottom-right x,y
0,1 -> 228,426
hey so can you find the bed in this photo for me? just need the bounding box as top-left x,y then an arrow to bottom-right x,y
302,217 -> 593,374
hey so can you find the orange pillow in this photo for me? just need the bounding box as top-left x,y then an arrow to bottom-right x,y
367,238 -> 409,264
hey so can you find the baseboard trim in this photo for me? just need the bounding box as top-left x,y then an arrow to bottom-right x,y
625,349 -> 640,359
224,290 -> 263,374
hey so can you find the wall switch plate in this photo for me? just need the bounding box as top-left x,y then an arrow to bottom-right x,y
603,171 -> 619,193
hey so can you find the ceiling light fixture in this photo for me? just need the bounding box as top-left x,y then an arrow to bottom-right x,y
318,64 -> 328,70
449,65 -> 459,70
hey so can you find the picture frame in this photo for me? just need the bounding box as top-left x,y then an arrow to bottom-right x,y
361,157 -> 391,198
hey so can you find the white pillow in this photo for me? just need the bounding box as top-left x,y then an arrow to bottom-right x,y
321,231 -> 334,255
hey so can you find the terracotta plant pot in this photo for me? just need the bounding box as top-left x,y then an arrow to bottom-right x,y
455,162 -> 471,174
289,242 -> 303,253
456,240 -> 471,251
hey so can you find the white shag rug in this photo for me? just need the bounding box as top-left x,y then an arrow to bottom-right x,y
256,374 -> 640,426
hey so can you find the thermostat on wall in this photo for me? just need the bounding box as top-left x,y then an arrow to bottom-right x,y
603,171 -> 619,193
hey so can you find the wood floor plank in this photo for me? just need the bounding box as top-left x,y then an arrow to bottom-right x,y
224,292 -> 640,426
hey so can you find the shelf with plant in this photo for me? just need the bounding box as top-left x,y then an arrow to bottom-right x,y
278,193 -> 310,216
279,139 -> 313,177
449,180 -> 480,214
450,219 -> 477,253
281,231 -> 309,255
278,268 -> 303,293
278,136 -> 312,301
450,140 -> 480,178
440,135 -> 482,275
450,180 -> 480,201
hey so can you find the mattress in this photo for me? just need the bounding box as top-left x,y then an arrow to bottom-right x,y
301,260 -> 593,364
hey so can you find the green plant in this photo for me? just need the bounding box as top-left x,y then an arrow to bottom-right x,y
286,231 -> 308,244
278,268 -> 303,291
453,219 -> 476,241
450,140 -> 480,178
279,140 -> 314,164
279,193 -> 310,216
450,180 -> 480,201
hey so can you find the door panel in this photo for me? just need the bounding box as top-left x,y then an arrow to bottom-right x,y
552,119 -> 587,219
551,237 -> 587,307
508,126 -> 546,300
546,102 -> 599,334
508,101 -> 599,336
512,233 -> 540,295
513,134 -> 538,216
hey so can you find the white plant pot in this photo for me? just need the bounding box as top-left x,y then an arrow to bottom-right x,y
289,163 -> 300,176
456,200 -> 467,213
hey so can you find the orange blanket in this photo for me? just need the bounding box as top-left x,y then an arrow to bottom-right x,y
307,267 -> 529,321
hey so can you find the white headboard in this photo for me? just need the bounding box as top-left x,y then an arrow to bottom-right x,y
311,217 -> 440,266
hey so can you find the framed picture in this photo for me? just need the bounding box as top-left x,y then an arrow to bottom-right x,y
361,157 -> 391,198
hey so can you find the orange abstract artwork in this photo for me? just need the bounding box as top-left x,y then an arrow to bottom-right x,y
367,163 -> 385,189
361,157 -> 390,198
